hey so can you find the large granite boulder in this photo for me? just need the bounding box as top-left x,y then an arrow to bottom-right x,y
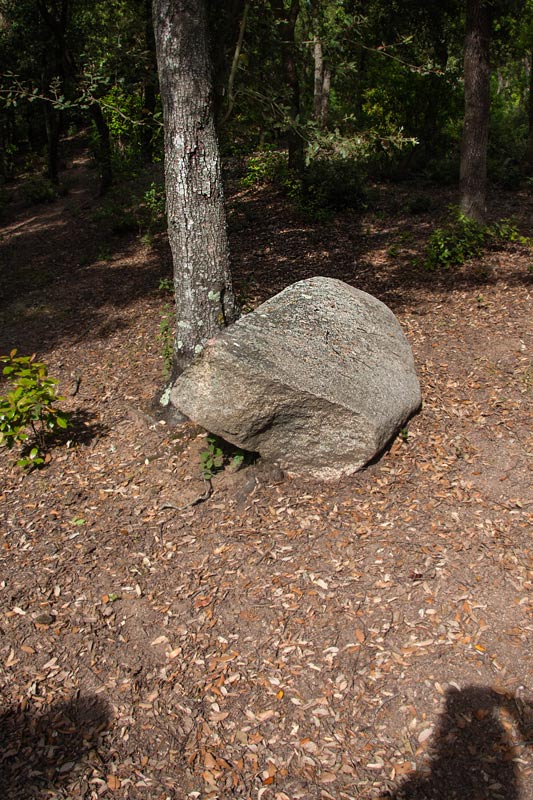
170,277 -> 421,479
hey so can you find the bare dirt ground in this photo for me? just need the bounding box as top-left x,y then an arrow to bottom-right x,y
1,145 -> 532,800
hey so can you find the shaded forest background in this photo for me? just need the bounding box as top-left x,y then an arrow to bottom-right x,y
1,0 -> 532,221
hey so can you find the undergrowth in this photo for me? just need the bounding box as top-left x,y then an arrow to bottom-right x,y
242,148 -> 366,220
0,351 -> 69,470
200,434 -> 248,480
425,208 -> 531,270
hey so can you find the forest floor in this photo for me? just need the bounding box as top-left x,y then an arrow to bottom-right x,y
0,141 -> 532,800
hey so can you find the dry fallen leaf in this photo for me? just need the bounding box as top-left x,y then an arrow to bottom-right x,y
107,775 -> 121,791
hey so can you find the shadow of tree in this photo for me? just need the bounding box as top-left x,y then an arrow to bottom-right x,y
1,169 -> 531,360
0,694 -> 111,800
388,685 -> 533,800
13,409 -> 110,469
229,187 -> 533,316
49,408 -> 109,448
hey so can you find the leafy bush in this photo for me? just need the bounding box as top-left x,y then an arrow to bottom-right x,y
20,176 -> 59,206
138,181 -> 166,235
241,149 -> 291,189
0,351 -> 69,470
301,157 -> 366,212
408,195 -> 433,215
425,209 -> 531,270
91,179 -> 166,238
489,80 -> 528,188
426,210 -> 487,269
242,148 -> 366,218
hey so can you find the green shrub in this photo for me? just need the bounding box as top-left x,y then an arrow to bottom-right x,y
488,218 -> 530,245
301,158 -> 366,213
20,176 -> 59,206
241,149 -> 291,189
138,181 -> 166,235
408,195 -> 432,215
426,209 -> 487,269
92,178 -> 166,238
0,351 -> 69,470
425,209 -> 531,270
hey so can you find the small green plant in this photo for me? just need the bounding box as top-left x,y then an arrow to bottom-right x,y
0,351 -> 69,470
387,244 -> 400,258
200,435 -> 224,479
399,427 -> 409,443
158,307 -> 174,379
96,244 -> 112,261
199,434 -> 249,479
158,277 -> 173,294
141,182 -> 166,233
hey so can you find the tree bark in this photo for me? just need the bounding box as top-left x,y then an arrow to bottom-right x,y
89,102 -> 112,195
272,0 -> 304,174
459,0 -> 492,223
313,38 -> 330,128
222,1 -> 249,124
43,102 -> 61,184
141,0 -> 158,163
152,0 -> 238,382
313,37 -> 323,121
523,50 -> 533,175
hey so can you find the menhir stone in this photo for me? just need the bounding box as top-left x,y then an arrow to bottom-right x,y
170,277 -> 421,479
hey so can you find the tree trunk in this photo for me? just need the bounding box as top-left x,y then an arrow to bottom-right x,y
43,103 -> 61,184
222,1 -> 249,124
152,0 -> 238,382
313,38 -> 330,128
320,65 -> 330,128
141,0 -> 158,163
313,37 -> 323,121
272,0 -> 304,174
89,102 -> 113,195
459,0 -> 492,223
523,50 -> 533,175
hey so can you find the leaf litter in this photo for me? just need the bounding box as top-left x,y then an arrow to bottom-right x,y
0,148 -> 532,798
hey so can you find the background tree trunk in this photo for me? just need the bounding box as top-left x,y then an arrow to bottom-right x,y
313,39 -> 330,129
222,1 -> 249,124
460,0 -> 492,223
524,49 -> 533,174
272,0 -> 304,174
313,37 -> 324,121
43,103 -> 61,184
152,0 -> 238,382
141,0 -> 158,163
89,103 -> 112,195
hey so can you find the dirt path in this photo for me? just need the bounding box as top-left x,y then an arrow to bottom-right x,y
0,152 -> 532,800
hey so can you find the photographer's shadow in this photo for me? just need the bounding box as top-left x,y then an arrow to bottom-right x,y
390,685 -> 533,800
0,693 -> 111,799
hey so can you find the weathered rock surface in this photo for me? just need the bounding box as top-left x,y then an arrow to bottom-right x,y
170,277 -> 421,479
